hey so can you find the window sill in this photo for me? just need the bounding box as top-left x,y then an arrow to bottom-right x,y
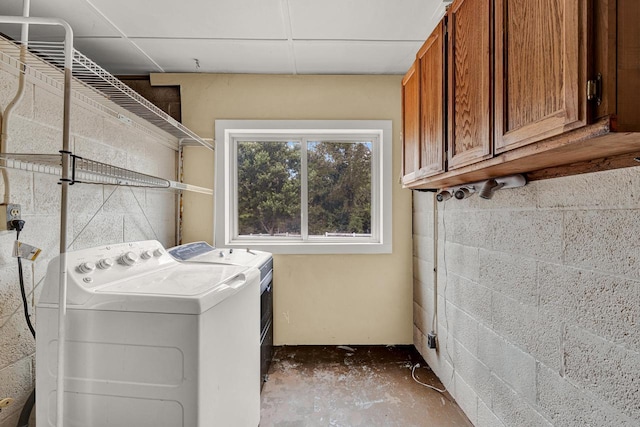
221,240 -> 392,255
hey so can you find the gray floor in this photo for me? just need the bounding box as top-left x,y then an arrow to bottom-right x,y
260,346 -> 473,427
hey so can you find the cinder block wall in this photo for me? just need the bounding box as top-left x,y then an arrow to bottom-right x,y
0,63 -> 177,425
413,168 -> 640,426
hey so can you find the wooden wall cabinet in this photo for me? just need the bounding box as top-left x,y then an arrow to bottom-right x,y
402,0 -> 640,190
401,61 -> 420,182
448,0 -> 492,169
402,21 -> 446,186
494,0 -> 586,153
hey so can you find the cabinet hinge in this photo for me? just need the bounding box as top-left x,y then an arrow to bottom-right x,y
586,73 -> 602,106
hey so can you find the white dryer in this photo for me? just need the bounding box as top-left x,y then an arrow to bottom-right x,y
168,242 -> 273,389
36,240 -> 260,427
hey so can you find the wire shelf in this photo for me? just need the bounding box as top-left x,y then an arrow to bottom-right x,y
0,153 -> 169,187
0,153 -> 213,194
0,36 -> 212,150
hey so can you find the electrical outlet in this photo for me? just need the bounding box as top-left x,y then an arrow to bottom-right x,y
0,203 -> 21,231
427,332 -> 437,349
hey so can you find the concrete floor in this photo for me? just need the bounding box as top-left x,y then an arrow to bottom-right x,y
260,346 -> 473,427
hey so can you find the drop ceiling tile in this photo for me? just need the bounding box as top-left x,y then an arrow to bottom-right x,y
133,38 -> 294,74
293,40 -> 422,75
89,0 -> 287,39
0,0 -> 119,39
74,38 -> 163,75
288,0 -> 440,41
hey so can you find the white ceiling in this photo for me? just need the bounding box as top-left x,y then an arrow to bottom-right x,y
0,0 -> 446,75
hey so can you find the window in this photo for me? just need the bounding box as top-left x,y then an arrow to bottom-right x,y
215,120 -> 392,254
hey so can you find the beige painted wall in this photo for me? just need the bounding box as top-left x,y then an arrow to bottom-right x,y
152,73 -> 413,345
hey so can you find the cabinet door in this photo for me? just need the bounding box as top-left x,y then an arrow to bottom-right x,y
417,20 -> 446,177
448,0 -> 493,169
402,61 -> 420,183
494,0 -> 587,152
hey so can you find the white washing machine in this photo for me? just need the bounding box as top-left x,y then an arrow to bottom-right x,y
36,240 -> 261,427
167,243 -> 273,389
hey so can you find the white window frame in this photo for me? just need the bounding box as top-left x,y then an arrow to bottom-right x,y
214,120 -> 392,254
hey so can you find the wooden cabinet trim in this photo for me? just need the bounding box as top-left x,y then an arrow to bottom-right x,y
403,117 -> 639,189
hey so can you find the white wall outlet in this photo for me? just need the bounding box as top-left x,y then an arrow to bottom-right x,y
0,203 -> 21,231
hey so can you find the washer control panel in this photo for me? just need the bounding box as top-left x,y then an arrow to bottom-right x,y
68,241 -> 172,289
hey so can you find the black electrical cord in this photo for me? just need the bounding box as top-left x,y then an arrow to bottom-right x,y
11,220 -> 36,427
13,220 -> 35,338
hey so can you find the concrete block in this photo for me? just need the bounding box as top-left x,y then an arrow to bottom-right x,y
0,232 -> 15,266
102,185 -> 143,214
32,174 -> 61,215
442,209 -> 492,249
537,167 -> 640,210
413,206 -> 434,237
67,180 -> 105,216
564,326 -> 640,420
145,190 -> 175,220
451,371 -> 478,425
412,191 -> 433,215
446,333 -> 492,405
537,362 -> 639,427
154,144 -> 178,181
0,314 -> 35,369
479,249 -> 538,306
413,234 -> 433,262
564,209 -> 640,280
74,136 -> 128,168
444,301 -> 479,355
478,326 -> 537,403
102,116 -> 133,152
414,324 -> 426,355
539,262 -> 640,352
70,104 -> 105,142
0,357 -> 33,424
445,273 -> 492,326
18,214 -> 61,263
477,398 -> 505,427
70,212 -> 124,251
0,265 -> 23,319
492,292 -> 564,372
33,85 -> 64,129
490,210 -> 563,262
413,275 -> 433,321
439,241 -> 480,282
122,213 -> 160,243
489,374 -> 552,427
413,300 -> 430,336
5,116 -> 63,153
0,69 -> 34,119
413,255 -> 433,295
150,218 -> 176,249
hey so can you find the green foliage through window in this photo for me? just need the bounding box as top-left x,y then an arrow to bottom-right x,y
236,139 -> 372,238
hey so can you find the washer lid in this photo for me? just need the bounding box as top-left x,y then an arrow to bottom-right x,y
89,263 -> 257,314
169,242 -> 272,269
97,263 -> 246,296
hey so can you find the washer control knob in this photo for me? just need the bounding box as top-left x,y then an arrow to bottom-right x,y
97,258 -> 114,270
153,248 -> 164,258
140,250 -> 153,260
77,262 -> 96,274
218,251 -> 224,258
119,252 -> 139,266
